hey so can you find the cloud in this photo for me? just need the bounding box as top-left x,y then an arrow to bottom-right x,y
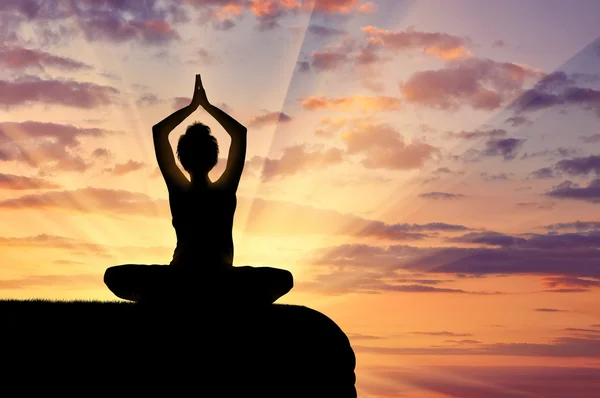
0,0 -> 183,46
0,121 -> 115,173
554,155 -> 600,176
191,0 -> 361,32
509,71 -> 600,118
482,138 -> 525,160
136,93 -> 162,107
192,48 -> 213,65
249,0 -> 300,30
546,179 -> 600,203
534,308 -> 568,312
91,148 -> 112,161
309,0 -> 361,13
419,192 -> 464,200
528,154 -> 600,180
505,115 -> 532,127
0,233 -> 109,255
307,234 -> 600,278
449,230 -> 600,250
300,95 -> 401,112
297,60 -> 310,73
0,121 -> 111,147
545,221 -> 600,232
0,75 -> 120,109
172,96 -> 191,110
341,122 -> 438,170
541,276 -> 600,289
296,270 -> 493,295
308,36 -> 355,71
530,167 -> 555,179
0,273 -> 101,290
237,196 -> 470,241
311,48 -> 351,71
0,43 -> 93,72
356,336 -> 600,357
0,187 -> 169,217
580,133 -> 600,143
347,333 -> 380,341
444,129 -> 507,140
358,2 -> 374,13
481,172 -> 513,181
410,331 -> 473,337
361,26 -> 472,60
521,147 -> 581,160
103,160 -> 146,176
307,24 -> 345,37
247,111 -> 292,128
255,145 -> 345,180
353,220 -> 469,240
305,25 -> 472,75
515,201 -> 556,210
362,365 -> 600,398
400,57 -> 542,110
314,116 -> 348,137
447,231 -> 527,247
81,18 -> 180,45
0,173 -> 61,190
444,339 -> 482,345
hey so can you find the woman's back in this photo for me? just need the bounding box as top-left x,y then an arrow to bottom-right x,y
169,184 -> 236,268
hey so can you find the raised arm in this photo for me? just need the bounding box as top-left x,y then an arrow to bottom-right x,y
205,104 -> 247,192
152,77 -> 203,190
193,74 -> 248,192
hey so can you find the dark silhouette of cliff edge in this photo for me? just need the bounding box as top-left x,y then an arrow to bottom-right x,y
1,300 -> 357,397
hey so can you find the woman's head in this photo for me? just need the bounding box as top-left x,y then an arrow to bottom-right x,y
177,121 -> 219,174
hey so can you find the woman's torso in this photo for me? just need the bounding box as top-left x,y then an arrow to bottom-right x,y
168,183 -> 236,269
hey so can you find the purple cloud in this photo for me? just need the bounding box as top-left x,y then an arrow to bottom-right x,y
420,192 -> 464,200
482,138 -> 525,160
547,179 -> 600,203
509,71 -> 600,118
0,43 -> 93,71
0,75 -> 120,109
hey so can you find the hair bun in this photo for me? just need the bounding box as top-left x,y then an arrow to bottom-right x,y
186,121 -> 212,136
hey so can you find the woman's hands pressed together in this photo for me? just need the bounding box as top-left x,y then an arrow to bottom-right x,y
191,73 -> 210,109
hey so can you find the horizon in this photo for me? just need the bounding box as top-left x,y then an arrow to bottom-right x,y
1,1 -> 600,397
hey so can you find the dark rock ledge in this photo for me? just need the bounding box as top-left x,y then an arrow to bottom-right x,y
1,300 -> 357,397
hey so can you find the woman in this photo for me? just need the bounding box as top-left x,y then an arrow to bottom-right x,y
104,74 -> 293,305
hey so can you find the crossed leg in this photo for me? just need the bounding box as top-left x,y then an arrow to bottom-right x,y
104,264 -> 294,305
104,264 -> 169,302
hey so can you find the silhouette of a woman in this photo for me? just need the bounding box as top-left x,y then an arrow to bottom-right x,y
104,74 -> 293,304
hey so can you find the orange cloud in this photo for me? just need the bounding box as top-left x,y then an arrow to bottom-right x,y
0,234 -> 108,255
358,2 -> 374,13
308,0 -> 359,13
0,274 -> 101,289
0,173 -> 61,190
247,111 -> 292,128
250,0 -> 300,17
104,160 -> 146,176
361,26 -> 472,60
252,145 -> 345,180
300,95 -> 401,112
0,187 -> 169,217
400,58 -> 542,110
342,122 -> 438,170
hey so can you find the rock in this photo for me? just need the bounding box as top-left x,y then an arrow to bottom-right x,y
1,300 -> 357,397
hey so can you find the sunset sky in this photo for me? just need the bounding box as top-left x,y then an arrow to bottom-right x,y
2,0 -> 600,396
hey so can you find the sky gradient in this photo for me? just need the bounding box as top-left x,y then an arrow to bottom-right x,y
2,0 -> 600,396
